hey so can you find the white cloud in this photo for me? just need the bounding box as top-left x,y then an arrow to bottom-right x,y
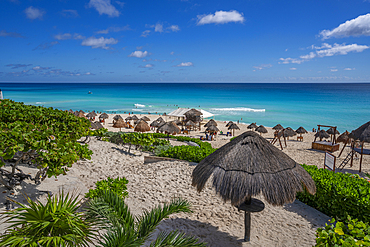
32,41 -> 59,51
32,66 -> 50,70
96,25 -> 130,34
141,30 -> 150,37
253,64 -> 272,70
61,9 -> 79,18
320,13 -> 370,39
331,69 -> 338,72
54,33 -> 85,40
115,1 -> 124,7
279,43 -> 369,64
170,51 -> 175,55
197,10 -> 244,25
154,23 -> 164,33
24,6 -> 44,20
81,37 -> 118,49
88,0 -> 119,17
176,62 -> 193,67
168,25 -> 180,32
290,68 -> 297,70
128,51 -> 148,58
344,68 -> 355,70
0,30 -> 24,38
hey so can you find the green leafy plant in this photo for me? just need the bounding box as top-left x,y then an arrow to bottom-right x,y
0,191 -> 95,247
85,177 -> 129,199
297,164 -> 370,223
315,216 -> 370,246
86,190 -> 206,246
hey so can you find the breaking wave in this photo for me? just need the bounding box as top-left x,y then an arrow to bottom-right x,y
211,107 -> 265,112
134,104 -> 145,107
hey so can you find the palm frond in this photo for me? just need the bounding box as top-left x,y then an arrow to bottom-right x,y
136,198 -> 192,240
149,230 -> 206,247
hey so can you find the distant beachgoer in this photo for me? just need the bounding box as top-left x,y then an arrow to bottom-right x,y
237,120 -> 239,124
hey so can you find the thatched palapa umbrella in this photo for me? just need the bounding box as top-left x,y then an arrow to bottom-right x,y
134,120 -> 150,133
206,125 -> 219,133
99,113 -> 109,119
185,120 -> 196,132
77,112 -> 86,118
272,124 -> 284,131
125,116 -> 132,122
337,130 -> 350,157
113,115 -> 123,122
131,115 -> 139,121
283,127 -> 297,140
192,131 -> 316,242
327,127 -> 340,143
348,121 -> 370,172
204,119 -> 217,127
90,121 -> 104,130
156,117 -> 164,122
255,125 -> 267,135
86,112 -> 97,120
228,123 -> 240,136
113,118 -> 127,131
225,121 -> 234,127
314,129 -> 330,141
296,127 -> 308,136
158,122 -> 181,138
141,116 -> 150,122
247,123 -> 257,130
150,120 -> 160,127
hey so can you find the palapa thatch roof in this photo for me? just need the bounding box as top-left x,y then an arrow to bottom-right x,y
273,124 -> 284,131
228,123 -> 240,130
99,113 -> 109,119
113,115 -> 123,121
158,122 -> 181,134
204,119 -> 217,127
135,119 -> 144,125
172,119 -> 182,126
79,110 -> 85,114
156,117 -> 164,122
86,112 -> 96,118
284,127 -> 297,137
77,112 -> 86,118
134,120 -> 150,132
337,130 -> 350,143
296,126 -> 308,134
113,118 -> 127,129
349,121 -> 370,143
255,125 -> 268,134
184,108 -> 202,117
150,120 -> 161,127
125,116 -> 132,121
68,109 -> 74,114
226,121 -> 234,127
185,120 -> 196,127
315,130 -> 330,139
141,116 -> 150,121
327,127 -> 340,135
91,121 -> 104,130
247,123 -> 257,129
131,115 -> 139,120
206,125 -> 219,132
192,131 -> 316,206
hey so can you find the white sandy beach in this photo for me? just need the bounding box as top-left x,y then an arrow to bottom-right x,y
1,113 -> 369,246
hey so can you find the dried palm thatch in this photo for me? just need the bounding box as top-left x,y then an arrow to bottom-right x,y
134,119 -> 144,125
247,123 -> 257,129
272,124 -> 284,131
150,120 -> 160,127
315,130 -> 330,139
349,121 -> 370,143
327,127 -> 340,135
68,109 -> 74,114
86,112 -> 96,118
113,115 -> 123,121
296,126 -> 308,134
173,119 -> 182,126
125,116 -> 132,121
284,127 -> 297,137
158,122 -> 181,134
131,115 -> 139,121
184,108 -> 202,117
77,112 -> 86,118
204,119 -> 217,127
255,125 -> 268,134
79,110 -> 85,114
141,116 -> 150,121
228,123 -> 240,130
134,120 -> 150,132
192,131 -> 316,207
337,130 -> 350,143
186,120 -> 196,127
113,118 -> 127,131
206,125 -> 219,132
99,113 -> 109,119
226,121 -> 234,127
156,117 -> 164,122
91,121 -> 104,130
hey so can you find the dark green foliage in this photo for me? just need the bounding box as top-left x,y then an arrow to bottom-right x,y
0,100 -> 92,181
315,217 -> 370,246
297,164 -> 370,222
149,231 -> 206,247
158,145 -> 216,163
85,177 -> 129,199
0,191 -> 95,247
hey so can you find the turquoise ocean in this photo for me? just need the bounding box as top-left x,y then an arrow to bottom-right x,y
1,83 -> 369,133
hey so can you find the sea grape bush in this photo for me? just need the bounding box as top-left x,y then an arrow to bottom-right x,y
85,177 -> 129,199
0,100 -> 93,186
315,217 -> 370,247
297,164 -> 370,223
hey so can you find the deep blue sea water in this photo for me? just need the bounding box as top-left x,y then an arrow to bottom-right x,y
1,83 -> 369,132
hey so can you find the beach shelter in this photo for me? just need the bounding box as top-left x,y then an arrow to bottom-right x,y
296,127 -> 308,141
79,110 -> 85,114
206,125 -> 219,133
327,127 -> 340,143
113,118 -> 127,131
158,122 -> 181,136
255,125 -> 268,135
68,109 -> 74,114
99,113 -> 109,119
185,120 -> 196,132
150,120 -> 160,127
283,127 -> 297,140
226,121 -> 234,128
337,131 -> 350,157
228,123 -> 240,136
113,115 -> 123,122
314,130 -> 330,141
204,119 -> 217,127
192,131 -> 316,242
272,124 -> 284,131
131,115 -> 139,121
134,120 -> 150,133
125,116 -> 132,122
141,116 -> 150,122
86,112 -> 97,120
156,117 -> 164,122
90,121 -> 104,130
247,123 -> 257,130
348,121 -> 370,172
77,112 -> 86,118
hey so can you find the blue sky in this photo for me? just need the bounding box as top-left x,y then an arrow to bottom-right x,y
1,0 -> 370,82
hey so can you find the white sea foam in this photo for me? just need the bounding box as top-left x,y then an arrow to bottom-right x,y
134,104 -> 145,107
36,102 -> 45,104
211,107 -> 265,112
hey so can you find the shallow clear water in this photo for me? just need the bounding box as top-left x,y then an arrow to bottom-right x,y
1,82 -> 369,132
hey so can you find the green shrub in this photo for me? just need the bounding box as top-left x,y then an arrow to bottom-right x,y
85,177 -> 129,199
297,164 -> 370,222
315,217 -> 370,246
157,145 -> 216,163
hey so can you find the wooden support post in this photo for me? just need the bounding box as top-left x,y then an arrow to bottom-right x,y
350,141 -> 355,167
359,141 -> 364,173
244,196 -> 252,242
278,136 -> 283,150
338,138 -> 349,158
